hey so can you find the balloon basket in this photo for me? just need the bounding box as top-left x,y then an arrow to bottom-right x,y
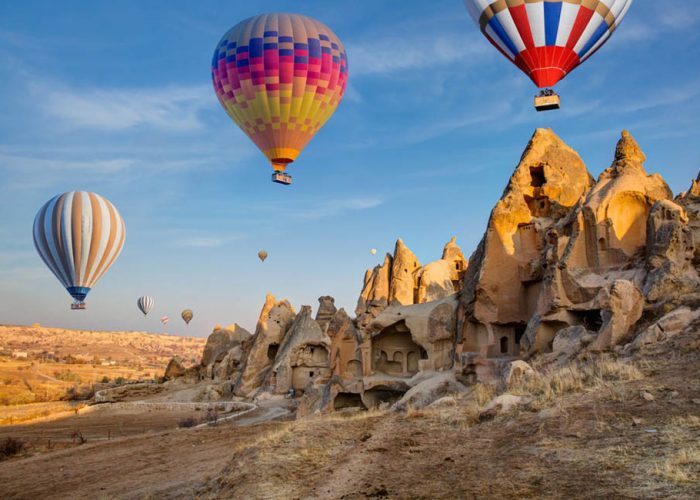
534,90 -> 560,112
272,172 -> 292,185
71,302 -> 86,310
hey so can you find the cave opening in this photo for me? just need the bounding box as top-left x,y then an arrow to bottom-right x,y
530,165 -> 546,187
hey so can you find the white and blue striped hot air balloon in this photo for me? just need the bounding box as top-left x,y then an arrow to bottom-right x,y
137,295 -> 154,316
33,191 -> 126,310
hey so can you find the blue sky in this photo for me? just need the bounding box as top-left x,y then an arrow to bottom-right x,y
0,0 -> 698,337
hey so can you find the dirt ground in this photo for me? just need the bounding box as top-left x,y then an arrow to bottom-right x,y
0,401 -> 291,499
1,330 -> 698,499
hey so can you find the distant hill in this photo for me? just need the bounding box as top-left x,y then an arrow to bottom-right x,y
0,324 -> 206,367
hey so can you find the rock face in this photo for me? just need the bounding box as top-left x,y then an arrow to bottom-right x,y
389,239 -> 421,305
456,129 -> 697,380
164,356 -> 186,380
459,128 -> 594,360
315,296 -> 338,333
234,294 -> 296,397
356,237 -> 468,327
267,306 -> 331,394
200,324 -> 252,380
643,200 -> 700,305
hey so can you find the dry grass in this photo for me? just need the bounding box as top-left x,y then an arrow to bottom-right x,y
508,357 -> 643,409
649,415 -> 700,485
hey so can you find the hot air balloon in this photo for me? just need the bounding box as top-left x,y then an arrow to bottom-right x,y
258,250 -> 268,262
181,309 -> 193,325
33,191 -> 125,310
212,13 -> 349,185
463,0 -> 633,111
161,315 -> 169,325
137,296 -> 154,316
370,248 -> 377,256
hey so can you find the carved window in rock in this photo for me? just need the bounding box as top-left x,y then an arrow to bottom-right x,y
500,336 -> 509,354
529,165 -> 546,188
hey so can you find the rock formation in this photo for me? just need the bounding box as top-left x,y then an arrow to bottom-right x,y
234,294 -> 296,397
315,296 -> 337,333
200,324 -> 252,380
356,237 -> 468,327
173,128 -> 699,417
266,305 -> 331,394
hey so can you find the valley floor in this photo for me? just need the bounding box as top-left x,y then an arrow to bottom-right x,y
1,330 -> 699,499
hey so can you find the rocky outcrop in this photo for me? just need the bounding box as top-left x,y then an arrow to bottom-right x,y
200,324 -> 252,380
327,308 -> 363,381
389,239 -> 421,305
315,296 -> 337,333
459,128 -> 594,358
267,305 -> 331,395
643,200 -> 700,305
167,128 -> 700,416
357,237 -> 468,327
234,293 -> 296,397
356,253 -> 392,328
164,356 -> 187,380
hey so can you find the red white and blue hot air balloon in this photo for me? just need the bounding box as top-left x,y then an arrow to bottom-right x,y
464,0 -> 633,110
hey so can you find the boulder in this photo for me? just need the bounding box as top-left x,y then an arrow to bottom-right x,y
479,394 -> 532,420
550,325 -> 595,363
392,372 -> 468,411
503,360 -> 537,387
626,307 -> 700,351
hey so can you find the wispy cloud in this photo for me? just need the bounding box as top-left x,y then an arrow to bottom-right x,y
40,84 -> 213,131
291,197 -> 383,219
348,32 -> 486,76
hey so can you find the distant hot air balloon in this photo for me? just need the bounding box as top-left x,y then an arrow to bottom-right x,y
463,0 -> 633,111
212,13 -> 349,185
137,296 -> 154,316
181,309 -> 193,325
258,250 -> 268,262
370,248 -> 377,256
161,315 -> 169,325
33,191 -> 125,310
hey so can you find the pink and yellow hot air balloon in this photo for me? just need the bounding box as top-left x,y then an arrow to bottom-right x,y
211,13 -> 349,185
463,0 -> 634,111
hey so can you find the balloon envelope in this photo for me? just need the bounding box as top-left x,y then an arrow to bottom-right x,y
258,250 -> 268,262
161,316 -> 169,325
181,309 -> 193,325
370,248 -> 377,255
211,13 -> 349,172
463,0 -> 633,88
33,191 -> 125,308
137,296 -> 154,316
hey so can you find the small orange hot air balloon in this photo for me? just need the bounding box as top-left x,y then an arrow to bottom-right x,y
258,250 -> 268,262
212,13 -> 349,185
